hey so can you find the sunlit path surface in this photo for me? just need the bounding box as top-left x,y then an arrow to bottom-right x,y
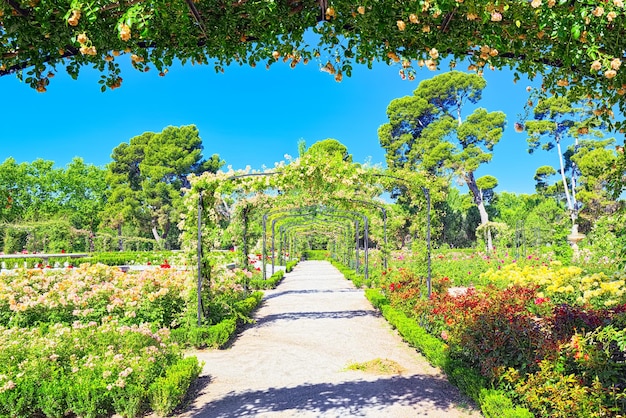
172,260 -> 480,418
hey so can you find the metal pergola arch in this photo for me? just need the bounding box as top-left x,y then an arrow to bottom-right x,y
279,219 -> 353,266
261,205 -> 369,281
267,209 -> 360,278
370,173 -> 433,297
329,196 -> 389,270
277,216 -> 356,268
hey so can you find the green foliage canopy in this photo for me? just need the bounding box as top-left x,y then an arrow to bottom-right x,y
103,124 -> 223,248
1,0 -> 626,127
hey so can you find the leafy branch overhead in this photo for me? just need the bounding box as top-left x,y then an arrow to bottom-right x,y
1,1 -> 626,122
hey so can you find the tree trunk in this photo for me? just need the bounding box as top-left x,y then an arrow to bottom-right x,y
151,223 -> 162,247
465,172 -> 493,250
555,138 -> 577,226
117,224 -> 123,251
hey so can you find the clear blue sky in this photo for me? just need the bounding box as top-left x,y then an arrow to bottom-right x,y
0,56 -> 552,194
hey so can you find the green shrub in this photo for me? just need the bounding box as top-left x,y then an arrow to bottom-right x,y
181,319 -> 236,348
250,270 -> 284,290
0,323 -> 182,418
330,260 -> 365,288
364,288 -> 389,309
303,250 -> 329,260
149,357 -> 202,416
507,360 -> 610,417
286,260 -> 298,272
79,251 -> 179,266
365,289 -> 531,416
480,389 -> 534,418
172,292 -> 263,348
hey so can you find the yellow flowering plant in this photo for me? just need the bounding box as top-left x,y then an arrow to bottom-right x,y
480,263 -> 626,309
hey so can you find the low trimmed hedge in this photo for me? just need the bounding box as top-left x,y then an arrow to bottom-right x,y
330,260 -> 367,288
148,357 -> 203,416
286,260 -> 298,272
302,250 -> 328,260
172,292 -> 263,349
364,288 -> 532,418
250,269 -> 285,290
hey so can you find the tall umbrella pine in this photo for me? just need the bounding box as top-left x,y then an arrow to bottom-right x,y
378,71 -> 506,250
522,96 -> 609,240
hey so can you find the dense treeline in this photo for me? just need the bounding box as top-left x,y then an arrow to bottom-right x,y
1,132 -> 623,256
1,73 -> 624,257
0,125 -> 222,253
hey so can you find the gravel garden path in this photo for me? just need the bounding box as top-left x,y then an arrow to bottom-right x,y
176,260 -> 481,418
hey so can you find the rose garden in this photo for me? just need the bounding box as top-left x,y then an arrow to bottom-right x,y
2,0 -> 626,416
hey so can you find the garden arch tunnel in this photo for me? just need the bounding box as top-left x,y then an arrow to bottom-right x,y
270,212 -> 361,276
278,218 -> 355,268
262,205 -> 369,281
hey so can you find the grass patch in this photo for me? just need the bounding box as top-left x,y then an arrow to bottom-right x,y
344,358 -> 405,375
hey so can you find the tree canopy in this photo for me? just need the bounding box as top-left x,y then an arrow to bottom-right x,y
103,124 -> 223,248
2,0 -> 626,126
379,71 -> 505,249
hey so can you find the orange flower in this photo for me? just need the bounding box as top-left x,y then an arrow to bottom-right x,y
605,69 -> 617,79
67,9 -> 80,26
590,60 -> 602,71
119,24 -> 131,41
77,33 -> 88,45
611,58 -> 622,70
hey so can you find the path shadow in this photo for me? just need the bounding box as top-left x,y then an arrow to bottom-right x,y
183,374 -> 471,417
264,289 -> 361,300
254,310 -> 378,327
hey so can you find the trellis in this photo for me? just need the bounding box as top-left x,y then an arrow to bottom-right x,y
185,161 -> 438,325
261,205 -> 369,280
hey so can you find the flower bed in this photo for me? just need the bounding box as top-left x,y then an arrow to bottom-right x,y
0,260 -> 279,417
0,264 -> 191,328
374,250 -> 626,417
0,322 -> 201,417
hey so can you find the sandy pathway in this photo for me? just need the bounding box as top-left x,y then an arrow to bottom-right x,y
176,261 -> 481,417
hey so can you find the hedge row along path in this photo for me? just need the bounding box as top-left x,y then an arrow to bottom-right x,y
172,261 -> 480,417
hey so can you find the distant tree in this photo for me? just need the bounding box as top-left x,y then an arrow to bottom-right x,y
378,71 -> 506,250
440,187 -> 479,248
59,158 -> 107,233
306,138 -> 352,162
523,95 -> 616,235
103,125 -> 224,249
569,139 -> 622,228
23,159 -> 63,221
0,158 -> 30,223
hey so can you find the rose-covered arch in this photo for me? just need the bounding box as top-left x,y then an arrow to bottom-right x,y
179,149 -> 441,324
2,1 -> 626,129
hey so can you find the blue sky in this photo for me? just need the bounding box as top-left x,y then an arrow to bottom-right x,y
0,55 -> 552,194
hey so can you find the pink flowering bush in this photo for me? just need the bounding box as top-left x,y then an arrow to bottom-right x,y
0,264 -> 193,328
0,321 -> 199,417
